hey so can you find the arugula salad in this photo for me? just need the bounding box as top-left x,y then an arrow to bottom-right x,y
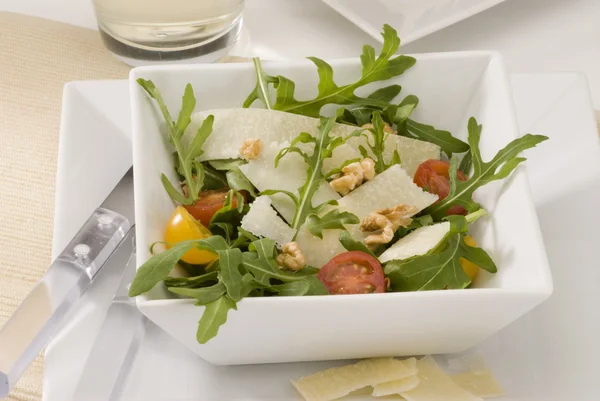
129,24 -> 548,344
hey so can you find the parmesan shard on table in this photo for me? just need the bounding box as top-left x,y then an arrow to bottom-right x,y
372,357 -> 420,396
292,357 -> 417,401
400,356 -> 483,401
240,196 -> 295,247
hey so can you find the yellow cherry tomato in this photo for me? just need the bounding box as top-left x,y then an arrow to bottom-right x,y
164,206 -> 218,265
459,235 -> 479,281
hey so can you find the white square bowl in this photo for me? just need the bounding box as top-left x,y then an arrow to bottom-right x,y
129,52 -> 552,365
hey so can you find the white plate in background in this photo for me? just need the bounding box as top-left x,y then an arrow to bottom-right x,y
44,73 -> 600,400
321,0 -> 506,45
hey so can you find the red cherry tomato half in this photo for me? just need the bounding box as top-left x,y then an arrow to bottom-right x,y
318,251 -> 386,295
413,159 -> 468,215
184,189 -> 246,227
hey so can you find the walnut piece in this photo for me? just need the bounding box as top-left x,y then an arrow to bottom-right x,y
329,158 -> 375,196
362,122 -> 396,135
240,138 -> 263,160
276,242 -> 306,271
360,204 -> 419,246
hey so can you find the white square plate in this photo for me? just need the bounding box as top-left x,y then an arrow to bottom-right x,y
45,72 -> 600,400
321,0 -> 507,46
129,52 -> 551,364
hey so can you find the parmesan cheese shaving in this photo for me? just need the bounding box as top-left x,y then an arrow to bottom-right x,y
297,165 -> 438,268
372,357 -> 419,396
379,222 -> 450,263
292,358 -> 414,401
239,141 -> 339,223
373,374 -> 420,396
240,196 -> 295,247
450,371 -> 504,399
185,109 -> 440,178
400,356 -> 483,401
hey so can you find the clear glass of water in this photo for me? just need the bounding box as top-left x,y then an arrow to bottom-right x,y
92,0 -> 245,66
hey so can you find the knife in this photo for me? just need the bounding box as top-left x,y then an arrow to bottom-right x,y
0,167 -> 135,398
72,236 -> 147,401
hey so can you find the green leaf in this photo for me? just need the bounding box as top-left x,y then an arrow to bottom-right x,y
137,79 -> 214,204
231,227 -> 259,250
161,174 -> 189,205
389,94 -> 419,124
366,85 -> 402,102
338,231 -> 377,258
259,189 -> 299,206
128,241 -> 195,297
384,222 -> 496,292
164,271 -> 219,288
384,234 -> 470,291
395,214 -> 434,239
459,151 -> 473,175
267,117 -> 359,230
305,210 -> 359,239
128,236 -> 229,297
240,273 -> 269,298
270,281 -> 311,296
243,58 -> 279,109
324,158 -> 361,178
243,24 -> 415,117
424,117 -> 548,219
209,190 -> 249,231
185,115 -> 213,162
201,163 -> 228,190
226,167 -> 257,197
168,282 -> 226,305
210,222 -> 234,243
196,296 -> 237,344
242,239 -> 319,285
399,119 -> 469,157
217,248 -> 245,302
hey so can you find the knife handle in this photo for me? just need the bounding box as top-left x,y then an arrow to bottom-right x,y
0,208 -> 131,398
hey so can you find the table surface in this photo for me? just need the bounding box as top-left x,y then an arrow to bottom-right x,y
3,0 -> 600,109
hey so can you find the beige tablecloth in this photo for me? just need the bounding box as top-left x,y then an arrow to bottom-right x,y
0,13 -> 130,400
0,10 -> 599,401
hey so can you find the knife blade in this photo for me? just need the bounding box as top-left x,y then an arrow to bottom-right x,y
0,167 -> 135,398
72,235 -> 147,401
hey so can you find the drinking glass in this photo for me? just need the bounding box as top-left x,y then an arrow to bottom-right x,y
92,0 -> 245,66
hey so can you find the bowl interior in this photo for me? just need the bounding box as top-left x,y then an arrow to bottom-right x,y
130,52 -> 551,303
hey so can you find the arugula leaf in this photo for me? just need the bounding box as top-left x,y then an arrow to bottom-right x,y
305,210 -> 359,239
384,216 -> 496,291
424,117 -> 548,219
385,233 -> 497,291
338,231 -> 377,258
201,163 -> 228,190
271,117 -> 359,230
395,214 -> 434,239
243,24 -> 416,117
209,190 -> 249,232
397,119 -> 469,157
217,248 -> 245,302
137,79 -> 214,204
128,236 -> 229,297
209,159 -> 258,197
196,296 -> 237,344
231,227 -> 259,250
363,112 -> 404,173
164,271 -> 219,288
168,282 -> 226,305
459,151 -> 473,175
270,281 -> 311,296
242,239 -> 320,285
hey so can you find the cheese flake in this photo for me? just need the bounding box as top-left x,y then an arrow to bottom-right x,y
240,196 -> 295,247
379,222 -> 450,263
292,358 -> 414,401
372,357 -> 419,396
400,356 -> 483,401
